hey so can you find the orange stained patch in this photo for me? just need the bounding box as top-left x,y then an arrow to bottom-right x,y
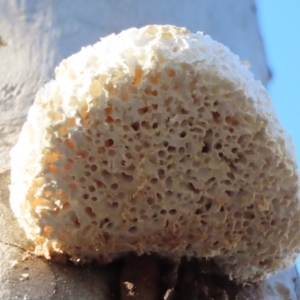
64,164 -> 72,171
217,197 -> 226,207
133,68 -> 143,85
43,226 -> 52,238
55,191 -> 63,199
79,104 -> 88,119
144,87 -> 152,95
62,202 -> 71,210
69,183 -> 77,189
39,209 -> 47,216
58,127 -> 68,136
55,191 -> 70,202
138,106 -> 149,114
43,226 -> 52,233
149,75 -> 159,84
83,117 -> 91,128
106,116 -> 114,123
49,164 -> 58,173
121,92 -> 129,102
144,87 -> 157,96
76,150 -> 88,158
65,139 -> 75,149
107,83 -> 115,93
62,193 -> 70,201
90,79 -> 102,96
58,232 -> 69,239
31,198 -> 46,207
79,104 -> 91,127
53,207 -> 61,215
46,151 -> 61,163
33,177 -> 45,187
43,190 -> 52,198
104,104 -> 113,115
167,69 -> 176,77
67,118 -> 76,127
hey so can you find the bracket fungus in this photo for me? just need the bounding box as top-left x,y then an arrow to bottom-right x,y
10,25 -> 300,285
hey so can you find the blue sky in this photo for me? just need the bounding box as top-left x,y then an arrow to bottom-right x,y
257,1 -> 300,272
257,2 -> 300,162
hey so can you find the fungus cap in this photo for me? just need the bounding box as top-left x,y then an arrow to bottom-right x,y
10,25 -> 300,282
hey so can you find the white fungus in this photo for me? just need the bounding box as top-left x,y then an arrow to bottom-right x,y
10,25 -> 300,282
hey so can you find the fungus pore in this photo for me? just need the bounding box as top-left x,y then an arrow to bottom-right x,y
10,25 -> 300,282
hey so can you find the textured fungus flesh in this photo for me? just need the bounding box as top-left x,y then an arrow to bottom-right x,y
10,25 -> 300,282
